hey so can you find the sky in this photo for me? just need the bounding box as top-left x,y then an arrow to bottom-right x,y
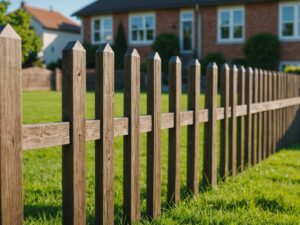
8,0 -> 95,23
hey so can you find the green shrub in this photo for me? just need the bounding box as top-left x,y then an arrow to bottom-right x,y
152,33 -> 179,73
244,33 -> 280,70
113,22 -> 127,70
232,58 -> 248,67
284,65 -> 300,75
83,43 -> 98,68
47,59 -> 62,70
201,52 -> 226,76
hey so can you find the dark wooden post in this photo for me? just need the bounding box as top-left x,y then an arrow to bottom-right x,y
124,49 -> 141,224
245,67 -> 253,168
147,52 -> 161,218
220,64 -> 230,180
272,72 -> 277,153
267,71 -> 273,156
203,62 -> 218,188
237,66 -> 245,172
168,56 -> 181,204
263,70 -> 268,159
62,41 -> 86,225
252,68 -> 258,164
95,44 -> 114,225
229,65 -> 237,176
187,59 -> 200,195
0,24 -> 23,225
257,69 -> 264,162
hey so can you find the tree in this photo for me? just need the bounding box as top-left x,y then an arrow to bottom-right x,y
0,1 -> 41,65
114,22 -> 127,69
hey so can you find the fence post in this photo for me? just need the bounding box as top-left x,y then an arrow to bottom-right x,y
124,49 -> 141,224
220,64 -> 230,180
203,62 -> 218,188
187,59 -> 200,196
245,67 -> 253,168
95,44 -> 114,225
252,68 -> 258,164
272,72 -> 277,153
229,65 -> 237,176
257,69 -> 264,162
62,41 -> 86,225
0,24 -> 23,225
237,66 -> 245,172
263,70 -> 268,159
147,53 -> 161,218
168,56 -> 181,204
268,71 -> 273,156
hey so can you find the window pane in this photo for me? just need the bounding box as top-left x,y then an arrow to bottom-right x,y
145,16 -> 154,28
94,20 -> 100,30
233,10 -> 243,24
182,12 -> 193,20
233,25 -> 243,38
183,21 -> 192,50
282,23 -> 294,36
146,29 -> 154,40
131,17 -> 143,29
282,6 -> 294,21
103,31 -> 113,42
221,26 -> 230,39
220,11 -> 230,26
94,32 -> 100,42
138,30 -> 144,40
132,30 -> 138,41
103,18 -> 112,30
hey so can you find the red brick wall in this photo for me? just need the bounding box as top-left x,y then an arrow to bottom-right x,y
83,16 -> 91,43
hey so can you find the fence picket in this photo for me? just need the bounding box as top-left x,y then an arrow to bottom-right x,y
257,69 -> 264,162
252,69 -> 258,164
263,70 -> 268,159
245,68 -> 253,168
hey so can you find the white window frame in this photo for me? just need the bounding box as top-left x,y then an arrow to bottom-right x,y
91,16 -> 113,45
180,10 -> 194,53
279,2 -> 300,41
279,61 -> 300,71
129,12 -> 156,45
217,6 -> 245,43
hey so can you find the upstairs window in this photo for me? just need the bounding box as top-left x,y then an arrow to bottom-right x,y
218,7 -> 244,43
129,14 -> 155,44
92,16 -> 113,44
180,11 -> 194,52
280,3 -> 300,39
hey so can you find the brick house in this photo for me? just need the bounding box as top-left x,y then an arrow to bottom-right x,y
73,0 -> 300,70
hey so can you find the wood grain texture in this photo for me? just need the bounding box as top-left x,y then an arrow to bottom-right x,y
95,44 -> 114,225
220,64 -> 230,180
187,60 -> 200,196
262,70 -> 268,159
272,72 -> 277,153
147,53 -> 161,218
237,66 -> 245,172
168,56 -> 181,204
229,65 -> 237,176
245,68 -> 253,168
257,69 -> 264,162
123,49 -> 141,224
62,41 -> 86,225
252,69 -> 258,165
0,24 -> 23,225
203,63 -> 218,188
267,71 -> 273,156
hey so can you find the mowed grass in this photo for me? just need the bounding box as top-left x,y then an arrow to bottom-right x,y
23,91 -> 300,224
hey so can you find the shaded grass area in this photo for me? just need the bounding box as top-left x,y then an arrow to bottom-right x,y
23,91 -> 300,224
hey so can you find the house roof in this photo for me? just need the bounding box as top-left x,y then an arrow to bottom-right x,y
73,0 -> 276,17
23,4 -> 80,34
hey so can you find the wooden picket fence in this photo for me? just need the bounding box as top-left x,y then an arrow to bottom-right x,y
1,24 -> 300,225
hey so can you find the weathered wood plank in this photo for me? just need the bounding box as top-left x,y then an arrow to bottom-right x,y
203,63 -> 218,188
95,44 -> 114,225
257,69 -> 263,162
0,24 -> 23,225
168,56 -> 181,204
147,53 -> 162,218
123,49 -> 141,224
245,67 -> 253,168
267,71 -> 273,156
187,60 -> 200,196
262,70 -> 268,159
62,41 -> 86,225
252,68 -> 258,164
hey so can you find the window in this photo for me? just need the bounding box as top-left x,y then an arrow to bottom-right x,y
218,7 -> 244,42
180,11 -> 194,52
92,16 -> 113,44
280,61 -> 300,71
280,3 -> 300,40
129,14 -> 155,44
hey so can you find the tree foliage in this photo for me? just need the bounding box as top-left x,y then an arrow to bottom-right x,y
0,1 -> 41,64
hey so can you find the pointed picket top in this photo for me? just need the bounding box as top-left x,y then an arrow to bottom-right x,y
97,43 -> 114,54
188,59 -> 200,67
222,63 -> 230,71
0,24 -> 21,40
64,40 -> 85,52
246,66 -> 254,75
207,62 -> 218,70
231,64 -> 238,72
125,48 -> 140,57
148,52 -> 161,61
169,56 -> 181,64
238,65 -> 246,73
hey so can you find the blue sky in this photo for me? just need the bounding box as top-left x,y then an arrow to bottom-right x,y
8,0 -> 95,23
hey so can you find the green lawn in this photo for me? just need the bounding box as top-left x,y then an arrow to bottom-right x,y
23,91 -> 300,224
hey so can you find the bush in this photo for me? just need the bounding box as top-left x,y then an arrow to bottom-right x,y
83,43 -> 98,68
113,22 -> 127,70
244,33 -> 280,70
152,33 -> 179,73
232,58 -> 248,67
47,59 -> 62,70
201,52 -> 226,76
284,65 -> 300,75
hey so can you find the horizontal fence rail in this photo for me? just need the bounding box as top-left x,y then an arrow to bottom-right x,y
1,24 -> 300,225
